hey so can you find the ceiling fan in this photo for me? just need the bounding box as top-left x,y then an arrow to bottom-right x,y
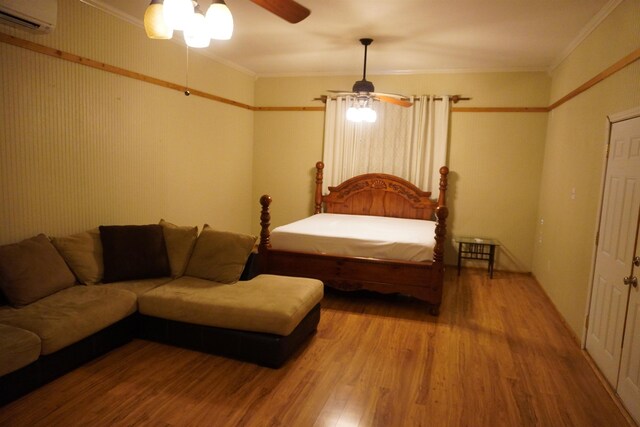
249,0 -> 310,23
329,38 -> 413,108
142,0 -> 309,48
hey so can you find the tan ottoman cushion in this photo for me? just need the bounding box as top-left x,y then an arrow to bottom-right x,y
0,285 -> 137,355
138,274 -> 323,336
0,323 -> 41,376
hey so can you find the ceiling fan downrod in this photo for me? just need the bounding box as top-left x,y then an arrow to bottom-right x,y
361,38 -> 372,80
353,38 -> 375,93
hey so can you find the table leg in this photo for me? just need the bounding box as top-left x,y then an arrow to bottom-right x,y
489,245 -> 495,278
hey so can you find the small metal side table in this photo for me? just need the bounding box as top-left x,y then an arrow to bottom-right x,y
455,237 -> 500,278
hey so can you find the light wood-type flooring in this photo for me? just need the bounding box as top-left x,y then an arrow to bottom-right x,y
0,269 -> 634,426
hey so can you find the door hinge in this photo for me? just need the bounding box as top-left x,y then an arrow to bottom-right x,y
595,231 -> 599,247
605,142 -> 610,159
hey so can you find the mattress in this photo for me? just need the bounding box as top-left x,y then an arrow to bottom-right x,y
270,213 -> 436,262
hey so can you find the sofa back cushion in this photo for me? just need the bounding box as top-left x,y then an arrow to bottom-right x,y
0,234 -> 77,307
185,225 -> 256,284
99,225 -> 170,283
51,228 -> 103,284
159,219 -> 198,278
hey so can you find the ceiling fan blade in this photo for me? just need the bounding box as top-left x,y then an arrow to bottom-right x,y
376,95 -> 413,108
373,91 -> 410,99
249,0 -> 311,23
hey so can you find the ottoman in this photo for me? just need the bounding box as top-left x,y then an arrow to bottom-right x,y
138,274 -> 324,367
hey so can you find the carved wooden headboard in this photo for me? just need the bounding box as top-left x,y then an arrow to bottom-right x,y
314,161 -> 448,221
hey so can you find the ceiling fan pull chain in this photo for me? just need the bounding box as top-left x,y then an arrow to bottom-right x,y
185,46 -> 191,96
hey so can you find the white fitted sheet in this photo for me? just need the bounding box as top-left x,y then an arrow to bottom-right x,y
270,213 -> 436,262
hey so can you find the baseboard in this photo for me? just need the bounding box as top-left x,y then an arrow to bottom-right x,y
582,349 -> 638,427
531,274 -> 637,426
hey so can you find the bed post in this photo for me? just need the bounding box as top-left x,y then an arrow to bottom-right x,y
259,195 -> 272,254
433,166 -> 449,266
428,166 -> 449,315
315,161 -> 324,214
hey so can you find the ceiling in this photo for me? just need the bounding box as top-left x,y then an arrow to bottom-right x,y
82,0 -> 616,77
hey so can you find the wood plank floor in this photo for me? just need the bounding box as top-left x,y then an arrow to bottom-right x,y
0,269 -> 633,426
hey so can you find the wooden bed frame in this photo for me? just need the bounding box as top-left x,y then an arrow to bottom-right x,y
258,161 -> 449,315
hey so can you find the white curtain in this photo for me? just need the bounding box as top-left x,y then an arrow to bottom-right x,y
322,95 -> 449,193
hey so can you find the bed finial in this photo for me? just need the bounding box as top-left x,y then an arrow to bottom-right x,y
259,195 -> 272,253
438,166 -> 449,208
315,161 -> 325,214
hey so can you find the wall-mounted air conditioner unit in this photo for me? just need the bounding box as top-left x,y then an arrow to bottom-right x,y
0,0 -> 57,33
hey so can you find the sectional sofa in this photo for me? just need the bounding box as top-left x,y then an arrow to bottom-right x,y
0,221 -> 323,406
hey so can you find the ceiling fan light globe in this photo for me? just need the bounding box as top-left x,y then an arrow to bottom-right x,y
362,107 -> 377,123
346,107 -> 362,122
163,0 -> 193,31
206,1 -> 234,40
144,0 -> 173,39
184,8 -> 211,48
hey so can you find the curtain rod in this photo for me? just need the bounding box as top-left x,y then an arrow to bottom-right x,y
314,95 -> 471,104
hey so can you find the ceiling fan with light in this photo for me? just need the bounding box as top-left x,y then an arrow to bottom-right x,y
144,0 -> 310,48
329,38 -> 413,123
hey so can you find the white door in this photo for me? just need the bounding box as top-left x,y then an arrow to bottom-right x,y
586,115 -> 640,385
617,223 -> 640,423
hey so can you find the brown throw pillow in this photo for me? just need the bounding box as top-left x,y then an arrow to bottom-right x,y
51,228 -> 103,284
159,219 -> 198,278
0,234 -> 76,307
99,225 -> 171,283
185,225 -> 257,284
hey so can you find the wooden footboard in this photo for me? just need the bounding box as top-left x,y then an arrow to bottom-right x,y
259,163 -> 449,314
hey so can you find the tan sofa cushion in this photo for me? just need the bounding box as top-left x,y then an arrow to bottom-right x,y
0,285 -> 137,355
0,323 -> 41,376
138,274 -> 323,336
0,234 -> 76,307
185,225 -> 256,284
159,219 -> 198,278
101,276 -> 173,297
51,228 -> 103,284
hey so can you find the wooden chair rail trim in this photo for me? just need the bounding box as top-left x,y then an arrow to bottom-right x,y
253,106 -> 326,111
452,107 -> 549,113
1,33 -> 638,114
0,32 -> 254,111
547,47 -> 640,111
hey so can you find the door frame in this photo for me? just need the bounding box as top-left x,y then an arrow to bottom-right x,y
582,106 -> 640,347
